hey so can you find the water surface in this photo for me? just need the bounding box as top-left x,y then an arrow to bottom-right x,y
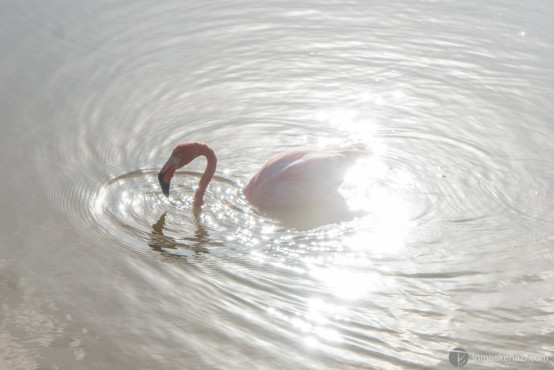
1,0 -> 553,369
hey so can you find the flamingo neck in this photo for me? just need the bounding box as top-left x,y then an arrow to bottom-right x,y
193,143 -> 217,207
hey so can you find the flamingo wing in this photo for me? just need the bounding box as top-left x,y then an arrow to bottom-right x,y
243,145 -> 365,207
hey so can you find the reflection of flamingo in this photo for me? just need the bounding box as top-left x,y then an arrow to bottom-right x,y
148,211 -> 216,255
158,142 -> 366,208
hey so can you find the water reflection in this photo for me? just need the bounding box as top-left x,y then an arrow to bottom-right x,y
260,193 -> 361,230
267,297 -> 345,349
148,211 -> 214,256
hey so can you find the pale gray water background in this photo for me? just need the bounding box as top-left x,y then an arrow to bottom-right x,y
1,0 -> 554,369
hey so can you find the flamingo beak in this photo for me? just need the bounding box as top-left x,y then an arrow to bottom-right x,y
159,155 -> 179,199
158,170 -> 171,198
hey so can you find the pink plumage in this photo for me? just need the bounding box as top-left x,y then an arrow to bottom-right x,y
243,144 -> 366,207
158,142 -> 366,208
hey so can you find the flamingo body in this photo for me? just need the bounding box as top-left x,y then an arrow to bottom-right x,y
158,142 -> 366,208
242,145 -> 364,207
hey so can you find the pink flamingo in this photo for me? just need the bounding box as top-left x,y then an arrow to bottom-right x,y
158,142 -> 366,208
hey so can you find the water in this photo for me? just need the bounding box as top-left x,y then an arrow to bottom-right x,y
1,0 -> 553,368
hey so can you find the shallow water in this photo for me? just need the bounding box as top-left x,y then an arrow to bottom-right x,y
1,0 -> 554,369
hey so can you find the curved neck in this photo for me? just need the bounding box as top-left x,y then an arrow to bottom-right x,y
193,143 -> 217,207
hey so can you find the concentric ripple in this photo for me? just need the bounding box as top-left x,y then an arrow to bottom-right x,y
88,166 -> 386,257
6,0 -> 554,368
90,169 -> 269,256
85,126 -> 550,258
369,129 -> 543,248
481,157 -> 554,224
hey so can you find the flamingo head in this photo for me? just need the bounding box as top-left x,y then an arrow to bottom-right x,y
158,143 -> 199,198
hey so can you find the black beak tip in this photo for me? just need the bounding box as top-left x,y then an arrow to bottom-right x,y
158,171 -> 170,198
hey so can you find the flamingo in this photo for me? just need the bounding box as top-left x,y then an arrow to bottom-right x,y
158,142 -> 366,208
